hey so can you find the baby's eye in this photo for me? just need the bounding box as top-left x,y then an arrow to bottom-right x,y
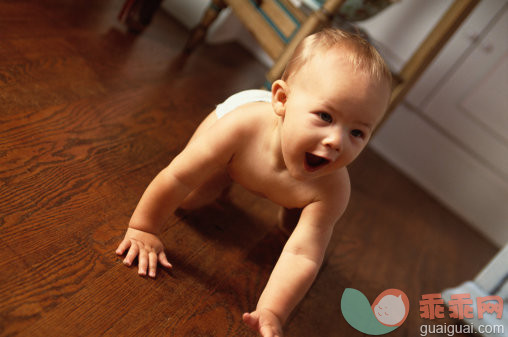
351,129 -> 364,138
318,112 -> 333,123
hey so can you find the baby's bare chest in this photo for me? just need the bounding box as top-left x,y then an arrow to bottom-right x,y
227,152 -> 318,209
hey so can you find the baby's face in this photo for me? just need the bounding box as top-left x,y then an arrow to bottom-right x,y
276,49 -> 390,180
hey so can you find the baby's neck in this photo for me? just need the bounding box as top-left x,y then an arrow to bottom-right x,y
267,116 -> 286,173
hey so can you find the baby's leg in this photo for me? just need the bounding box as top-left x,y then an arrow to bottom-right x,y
179,169 -> 232,210
277,207 -> 302,236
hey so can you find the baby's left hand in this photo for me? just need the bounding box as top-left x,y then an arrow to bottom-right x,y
243,309 -> 283,337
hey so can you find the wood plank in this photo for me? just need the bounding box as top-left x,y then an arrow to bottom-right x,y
259,0 -> 299,39
228,0 -> 286,59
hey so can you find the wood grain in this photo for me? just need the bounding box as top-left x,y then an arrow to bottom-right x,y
0,1 -> 497,336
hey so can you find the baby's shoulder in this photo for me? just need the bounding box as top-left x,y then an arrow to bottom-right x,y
315,167 -> 351,205
300,169 -> 351,221
218,101 -> 274,134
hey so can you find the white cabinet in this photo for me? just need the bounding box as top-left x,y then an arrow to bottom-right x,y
370,0 -> 508,247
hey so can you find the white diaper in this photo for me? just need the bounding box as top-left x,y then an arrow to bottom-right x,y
215,90 -> 272,119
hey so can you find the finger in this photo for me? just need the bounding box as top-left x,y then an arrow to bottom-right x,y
116,239 -> 131,255
260,326 -> 276,337
123,241 -> 139,266
158,252 -> 173,269
242,312 -> 258,330
260,322 -> 282,337
148,252 -> 158,278
138,248 -> 148,276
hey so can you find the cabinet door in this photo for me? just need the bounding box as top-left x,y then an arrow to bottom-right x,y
371,1 -> 508,246
406,0 -> 507,106
422,6 -> 508,178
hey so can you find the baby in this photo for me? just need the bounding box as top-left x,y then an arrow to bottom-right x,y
116,28 -> 392,336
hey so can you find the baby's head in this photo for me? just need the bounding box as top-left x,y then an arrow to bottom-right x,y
271,29 -> 392,179
281,28 -> 392,93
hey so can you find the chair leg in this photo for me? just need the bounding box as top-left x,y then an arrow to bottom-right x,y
119,0 -> 163,33
183,0 -> 228,54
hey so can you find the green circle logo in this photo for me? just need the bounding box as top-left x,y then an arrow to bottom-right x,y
341,288 -> 410,335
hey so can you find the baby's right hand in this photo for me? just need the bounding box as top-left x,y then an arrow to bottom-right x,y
243,309 -> 283,337
116,228 -> 172,278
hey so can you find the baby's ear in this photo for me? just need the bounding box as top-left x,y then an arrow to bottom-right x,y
271,80 -> 288,117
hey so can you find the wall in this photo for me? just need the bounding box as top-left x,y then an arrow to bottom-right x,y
368,0 -> 508,247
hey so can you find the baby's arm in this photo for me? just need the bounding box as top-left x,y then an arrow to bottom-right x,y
116,116 -> 243,277
244,185 -> 350,336
116,163 -> 193,276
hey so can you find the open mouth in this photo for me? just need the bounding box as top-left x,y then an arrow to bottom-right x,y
304,152 -> 330,171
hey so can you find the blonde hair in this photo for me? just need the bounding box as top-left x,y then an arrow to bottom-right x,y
281,28 -> 392,87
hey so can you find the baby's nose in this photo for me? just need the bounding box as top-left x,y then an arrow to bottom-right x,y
323,132 -> 343,153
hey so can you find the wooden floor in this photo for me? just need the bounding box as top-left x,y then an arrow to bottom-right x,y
0,1 -> 498,336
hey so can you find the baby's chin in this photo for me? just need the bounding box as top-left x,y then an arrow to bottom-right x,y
287,167 -> 310,181
284,162 -> 315,181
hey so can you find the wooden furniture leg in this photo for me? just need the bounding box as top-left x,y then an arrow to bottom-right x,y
385,0 -> 480,116
119,0 -> 163,33
183,0 -> 228,54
